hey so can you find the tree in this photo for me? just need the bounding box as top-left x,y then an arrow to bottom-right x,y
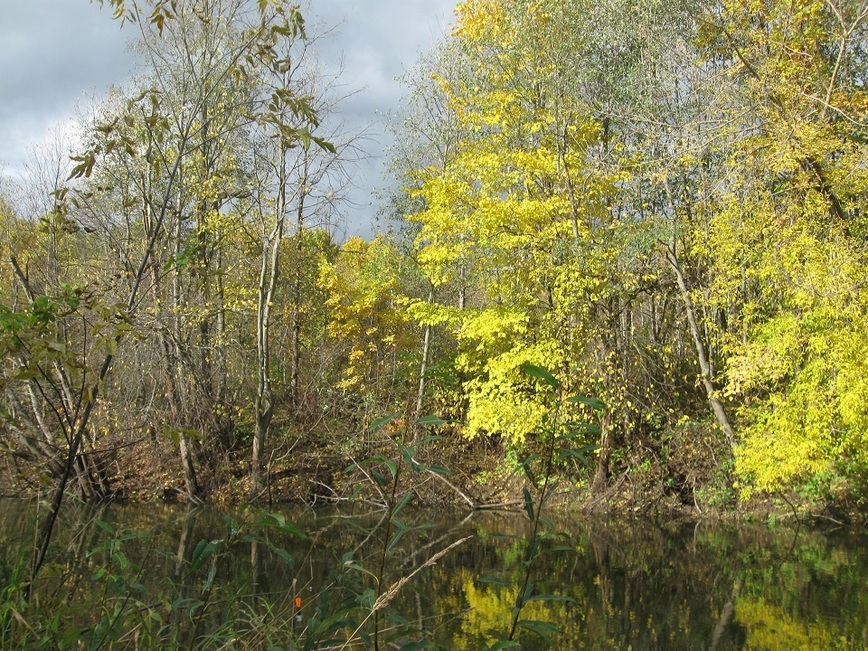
695,0 -> 868,500
242,10 -> 344,494
0,0 -> 339,584
319,235 -> 421,425
403,0 -> 663,495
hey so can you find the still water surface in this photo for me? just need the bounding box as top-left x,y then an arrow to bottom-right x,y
1,499 -> 866,649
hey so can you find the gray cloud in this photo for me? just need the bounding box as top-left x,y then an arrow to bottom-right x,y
0,0 -> 135,170
0,0 -> 456,237
305,1 -> 456,236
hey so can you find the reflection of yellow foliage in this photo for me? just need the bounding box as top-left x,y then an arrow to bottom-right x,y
735,598 -> 851,650
455,573 -> 515,649
453,569 -> 557,650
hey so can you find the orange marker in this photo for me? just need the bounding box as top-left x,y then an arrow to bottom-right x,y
294,596 -> 302,609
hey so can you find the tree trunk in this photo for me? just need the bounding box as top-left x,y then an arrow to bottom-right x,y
170,206 -> 203,500
251,230 -> 279,495
289,164 -> 309,408
412,286 -> 434,443
592,402 -> 614,495
252,146 -> 292,495
665,245 -> 735,446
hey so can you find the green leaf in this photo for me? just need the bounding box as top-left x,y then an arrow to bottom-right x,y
417,414 -> 447,426
343,560 -> 378,581
267,544 -> 294,567
383,459 -> 399,480
253,511 -> 307,538
488,641 -> 520,650
357,588 -> 377,610
387,523 -> 409,553
392,490 -> 413,518
521,363 -> 560,390
542,481 -> 560,504
476,576 -> 510,586
369,413 -> 400,432
312,135 -> 336,154
394,639 -> 433,650
522,487 -> 535,521
189,539 -> 221,575
517,619 -> 558,639
567,395 -> 605,410
93,518 -> 114,534
528,593 -> 575,603
401,445 -> 422,470
518,580 -> 535,607
225,515 -> 240,540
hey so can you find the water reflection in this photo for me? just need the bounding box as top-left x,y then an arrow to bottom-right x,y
1,499 -> 865,649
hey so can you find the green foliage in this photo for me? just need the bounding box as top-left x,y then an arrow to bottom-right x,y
0,507 -> 315,650
333,413 -> 469,650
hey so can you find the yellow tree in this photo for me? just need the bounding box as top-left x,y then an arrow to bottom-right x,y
406,0 -> 638,489
319,236 -> 420,421
697,0 -> 868,501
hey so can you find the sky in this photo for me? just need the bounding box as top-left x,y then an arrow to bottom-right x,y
0,0 -> 457,238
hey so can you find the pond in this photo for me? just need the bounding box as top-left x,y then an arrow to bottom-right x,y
1,498 -> 866,649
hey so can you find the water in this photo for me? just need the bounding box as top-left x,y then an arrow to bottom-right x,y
1,499 -> 866,649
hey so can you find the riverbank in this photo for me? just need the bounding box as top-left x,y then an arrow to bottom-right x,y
3,424 -> 864,528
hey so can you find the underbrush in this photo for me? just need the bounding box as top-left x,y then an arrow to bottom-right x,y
0,365 -> 605,650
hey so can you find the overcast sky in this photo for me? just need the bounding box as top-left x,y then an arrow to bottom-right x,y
0,0 -> 456,238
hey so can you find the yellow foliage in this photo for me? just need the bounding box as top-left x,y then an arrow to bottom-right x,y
404,0 -> 632,444
319,236 -> 417,395
693,0 -> 868,498
453,569 -> 555,649
735,598 -> 846,651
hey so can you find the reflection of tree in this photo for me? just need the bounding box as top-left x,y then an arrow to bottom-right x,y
710,579 -> 741,651
3,504 -> 865,649
590,530 -> 613,635
174,503 -> 196,579
735,598 -> 844,651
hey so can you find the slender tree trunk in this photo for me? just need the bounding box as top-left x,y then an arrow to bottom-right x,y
252,230 -> 277,493
252,147 -> 290,495
665,245 -> 735,446
662,178 -> 735,446
289,164 -> 309,407
170,196 -> 202,500
214,244 -> 228,426
178,431 -> 200,498
592,414 -> 614,495
587,283 -> 623,496
412,286 -> 434,443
